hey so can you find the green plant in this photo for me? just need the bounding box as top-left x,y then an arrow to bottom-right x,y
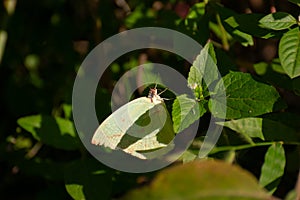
1,0 -> 300,199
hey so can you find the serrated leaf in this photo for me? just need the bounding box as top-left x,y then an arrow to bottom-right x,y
65,158 -> 112,200
187,42 -> 218,89
17,115 -> 80,150
259,143 -> 286,194
259,12 -> 297,30
123,160 -> 271,200
218,117 -> 298,143
172,94 -> 206,133
279,27 -> 300,78
188,66 -> 202,87
211,72 -> 285,119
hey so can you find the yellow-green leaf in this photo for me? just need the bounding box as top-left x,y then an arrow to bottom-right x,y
123,160 -> 271,200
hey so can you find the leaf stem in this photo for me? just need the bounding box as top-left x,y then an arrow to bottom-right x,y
25,141 -> 43,159
216,13 -> 230,51
210,141 -> 300,155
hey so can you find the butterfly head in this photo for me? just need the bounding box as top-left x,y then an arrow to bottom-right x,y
147,84 -> 164,104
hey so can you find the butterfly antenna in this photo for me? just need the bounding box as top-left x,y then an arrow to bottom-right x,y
158,87 -> 168,95
162,97 -> 174,101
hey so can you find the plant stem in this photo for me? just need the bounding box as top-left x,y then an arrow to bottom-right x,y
216,13 -> 230,51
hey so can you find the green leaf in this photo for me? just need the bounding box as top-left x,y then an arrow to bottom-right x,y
225,13 -> 284,39
186,2 -> 205,19
259,143 -> 286,194
62,103 -> 72,119
253,59 -> 294,90
187,42 -> 218,89
65,158 -> 112,200
211,72 -> 285,119
279,27 -> 300,78
230,29 -> 254,47
180,150 -> 197,163
172,94 -> 206,133
271,58 -> 286,74
219,117 -> 298,143
253,62 -> 268,75
212,3 -> 253,46
123,160 -> 271,200
124,5 -> 156,28
178,7 -> 210,45
17,115 -> 80,150
220,118 -> 265,141
288,0 -> 300,6
284,189 -> 297,200
7,135 -> 32,150
188,66 -> 202,89
259,12 -> 297,30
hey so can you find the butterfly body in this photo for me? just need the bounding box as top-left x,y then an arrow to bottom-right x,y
148,88 -> 163,103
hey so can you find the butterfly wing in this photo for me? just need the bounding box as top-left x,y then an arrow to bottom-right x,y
92,97 -> 174,159
123,103 -> 175,159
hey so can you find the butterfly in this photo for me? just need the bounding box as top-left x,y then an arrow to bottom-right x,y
91,85 -> 174,159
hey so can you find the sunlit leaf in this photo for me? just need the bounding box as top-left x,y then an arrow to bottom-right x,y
279,27 -> 300,78
259,12 -> 297,30
187,42 -> 218,89
213,3 -> 254,46
211,72 -> 285,119
219,117 -> 298,143
172,94 -> 206,133
225,13 -> 284,39
123,160 -> 270,200
17,115 -> 80,150
259,143 -> 286,194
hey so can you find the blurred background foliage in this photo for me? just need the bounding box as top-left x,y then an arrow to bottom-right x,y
0,0 -> 299,199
